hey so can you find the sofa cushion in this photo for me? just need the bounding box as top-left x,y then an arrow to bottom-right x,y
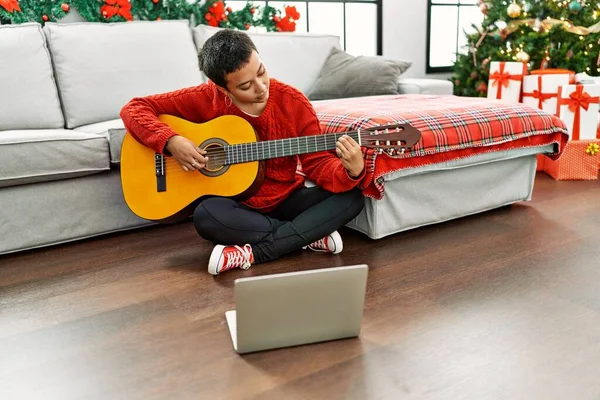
308,47 -> 412,101
44,20 -> 203,128
193,25 -> 340,94
0,23 -> 64,131
397,78 -> 454,95
0,130 -> 110,188
75,119 -> 125,164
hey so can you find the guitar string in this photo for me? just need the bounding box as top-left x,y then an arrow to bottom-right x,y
153,132 -> 405,167
157,147 -> 407,178
154,140 -> 407,174
149,128 -> 410,178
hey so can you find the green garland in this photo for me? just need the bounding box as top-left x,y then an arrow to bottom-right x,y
1,0 -> 71,24
1,0 -> 300,32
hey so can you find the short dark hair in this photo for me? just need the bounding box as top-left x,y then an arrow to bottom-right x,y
198,29 -> 258,89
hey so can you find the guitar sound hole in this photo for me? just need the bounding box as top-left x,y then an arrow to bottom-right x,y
199,138 -> 229,177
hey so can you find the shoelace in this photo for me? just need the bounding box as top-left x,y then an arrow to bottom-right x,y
222,244 -> 253,272
309,237 -> 329,251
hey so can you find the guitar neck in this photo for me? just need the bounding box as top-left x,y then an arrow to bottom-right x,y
225,131 -> 360,164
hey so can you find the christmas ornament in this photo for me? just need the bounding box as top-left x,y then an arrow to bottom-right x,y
61,3 -> 70,12
516,50 -> 530,62
42,14 -> 49,21
522,2 -> 532,12
477,82 -> 488,93
480,3 -> 488,15
568,0 -> 582,13
507,3 -> 522,18
152,0 -> 159,3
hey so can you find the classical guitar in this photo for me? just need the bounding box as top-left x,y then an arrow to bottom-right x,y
120,114 -> 421,223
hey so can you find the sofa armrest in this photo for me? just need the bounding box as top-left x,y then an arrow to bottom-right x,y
397,78 -> 453,95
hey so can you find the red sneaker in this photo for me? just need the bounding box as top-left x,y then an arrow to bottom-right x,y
303,230 -> 343,255
208,244 -> 254,275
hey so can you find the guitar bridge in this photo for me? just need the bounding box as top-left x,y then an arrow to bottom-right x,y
155,153 -> 166,192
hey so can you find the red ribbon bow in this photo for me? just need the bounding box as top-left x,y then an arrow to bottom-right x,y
0,0 -> 21,12
558,85 -> 600,140
522,75 -> 557,109
489,62 -> 524,99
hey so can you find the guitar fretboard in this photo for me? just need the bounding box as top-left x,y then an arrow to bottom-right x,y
225,131 -> 360,164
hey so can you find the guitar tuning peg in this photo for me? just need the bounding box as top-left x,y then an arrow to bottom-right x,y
386,148 -> 395,156
378,148 -> 383,154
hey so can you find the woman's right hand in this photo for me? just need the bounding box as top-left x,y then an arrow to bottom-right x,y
165,135 -> 208,172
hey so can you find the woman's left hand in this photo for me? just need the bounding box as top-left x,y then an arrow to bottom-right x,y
336,135 -> 364,178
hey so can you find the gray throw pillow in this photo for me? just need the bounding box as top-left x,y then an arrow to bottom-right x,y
308,47 -> 412,101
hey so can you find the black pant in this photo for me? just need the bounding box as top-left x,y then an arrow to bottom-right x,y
193,187 -> 365,264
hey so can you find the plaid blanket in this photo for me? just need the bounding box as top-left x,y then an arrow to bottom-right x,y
313,94 -> 569,199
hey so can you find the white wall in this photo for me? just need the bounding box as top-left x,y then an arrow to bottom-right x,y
383,0 -> 451,80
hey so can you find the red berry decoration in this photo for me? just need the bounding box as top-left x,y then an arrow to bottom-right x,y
61,3 -> 70,12
42,15 -> 49,21
153,0 -> 159,3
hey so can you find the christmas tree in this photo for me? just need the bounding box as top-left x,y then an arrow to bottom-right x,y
451,0 -> 600,97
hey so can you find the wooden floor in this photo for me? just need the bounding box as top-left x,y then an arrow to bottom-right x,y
1,173 -> 600,400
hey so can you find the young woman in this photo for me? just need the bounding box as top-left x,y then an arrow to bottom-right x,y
120,29 -> 368,275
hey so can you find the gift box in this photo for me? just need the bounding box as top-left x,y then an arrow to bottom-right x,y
557,84 -> 600,140
487,61 -> 527,102
536,154 -> 546,171
522,73 -> 572,115
532,68 -> 576,84
543,140 -> 600,180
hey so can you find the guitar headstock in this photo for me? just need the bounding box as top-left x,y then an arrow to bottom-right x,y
359,123 -> 422,156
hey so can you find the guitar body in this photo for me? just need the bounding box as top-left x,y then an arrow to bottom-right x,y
120,115 -> 263,223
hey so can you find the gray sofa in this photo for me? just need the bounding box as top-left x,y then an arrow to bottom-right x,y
0,20 -> 453,255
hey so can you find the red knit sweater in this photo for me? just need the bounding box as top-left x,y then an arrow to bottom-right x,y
120,78 -> 366,212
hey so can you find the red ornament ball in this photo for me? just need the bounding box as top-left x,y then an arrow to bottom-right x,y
42,15 -> 49,21
244,23 -> 250,30
61,3 -> 70,12
153,0 -> 159,3
156,17 -> 162,21
250,8 -> 255,14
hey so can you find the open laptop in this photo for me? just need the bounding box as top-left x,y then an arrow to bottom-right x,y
225,264 -> 369,354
